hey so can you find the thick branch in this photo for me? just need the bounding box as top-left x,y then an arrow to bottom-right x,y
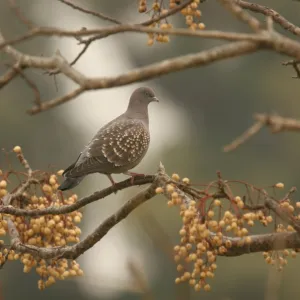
28,41 -> 259,114
0,175 -> 155,216
223,232 -> 300,256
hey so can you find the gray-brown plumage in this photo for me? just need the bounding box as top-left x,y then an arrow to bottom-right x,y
58,87 -> 158,191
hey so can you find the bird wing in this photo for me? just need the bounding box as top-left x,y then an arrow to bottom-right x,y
64,118 -> 150,177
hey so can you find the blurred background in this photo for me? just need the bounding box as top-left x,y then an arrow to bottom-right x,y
1,0 -> 300,299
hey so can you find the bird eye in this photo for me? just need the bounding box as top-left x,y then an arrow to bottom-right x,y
145,91 -> 153,98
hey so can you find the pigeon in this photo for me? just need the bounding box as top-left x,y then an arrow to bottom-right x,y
58,87 -> 159,191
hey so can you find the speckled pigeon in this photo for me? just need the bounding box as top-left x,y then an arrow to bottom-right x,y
58,87 -> 159,191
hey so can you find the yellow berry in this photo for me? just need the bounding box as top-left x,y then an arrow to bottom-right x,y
73,216 -> 81,223
275,182 -> 284,189
13,146 -> 22,153
207,210 -> 214,218
214,199 -> 221,206
155,187 -> 164,194
0,180 -> 7,188
198,23 -> 205,30
266,216 -> 273,223
182,178 -> 190,184
147,38 -> 154,46
172,173 -> 180,181
237,200 -> 244,209
0,189 -> 7,197
138,5 -> 147,13
57,170 -> 64,176
175,277 -> 181,284
245,236 -> 252,244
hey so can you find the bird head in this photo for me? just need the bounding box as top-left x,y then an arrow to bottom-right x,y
125,87 -> 159,117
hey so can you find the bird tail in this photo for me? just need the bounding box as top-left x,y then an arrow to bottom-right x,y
58,176 -> 85,191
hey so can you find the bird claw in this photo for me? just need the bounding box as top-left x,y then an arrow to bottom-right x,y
124,172 -> 145,185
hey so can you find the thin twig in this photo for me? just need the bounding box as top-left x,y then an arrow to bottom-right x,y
224,113 -> 300,152
7,0 -> 35,28
57,0 -> 122,25
223,120 -> 264,152
11,66 -> 41,107
0,66 -> 19,89
265,198 -> 300,235
219,0 -> 261,32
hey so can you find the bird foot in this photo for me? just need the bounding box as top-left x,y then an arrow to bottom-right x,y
107,174 -> 118,194
123,172 -> 145,185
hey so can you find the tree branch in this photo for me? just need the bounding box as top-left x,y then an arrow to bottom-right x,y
224,113 -> 300,152
0,175 -> 155,216
9,164 -> 166,260
222,232 -> 300,256
236,0 -> 300,36
28,41 -> 259,114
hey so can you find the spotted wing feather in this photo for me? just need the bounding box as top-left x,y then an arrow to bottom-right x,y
64,118 -> 150,177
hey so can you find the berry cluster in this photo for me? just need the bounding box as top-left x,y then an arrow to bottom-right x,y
138,0 -> 205,45
156,174 -> 300,292
0,146 -> 84,290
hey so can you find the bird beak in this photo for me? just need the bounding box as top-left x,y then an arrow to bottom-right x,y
151,96 -> 159,102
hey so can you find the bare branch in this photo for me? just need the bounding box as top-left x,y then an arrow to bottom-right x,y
11,66 -> 41,107
7,0 -> 35,28
28,41 -> 259,114
236,0 -> 300,36
223,120 -> 264,152
224,113 -> 300,152
219,0 -> 261,32
0,66 -> 19,88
